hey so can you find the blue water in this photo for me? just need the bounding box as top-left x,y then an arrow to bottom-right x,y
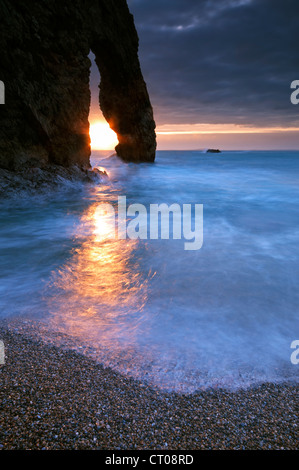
0,150 -> 298,391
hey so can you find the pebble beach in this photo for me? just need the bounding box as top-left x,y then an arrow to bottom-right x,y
0,322 -> 298,450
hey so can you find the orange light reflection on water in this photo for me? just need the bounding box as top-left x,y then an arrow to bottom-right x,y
48,203 -> 151,344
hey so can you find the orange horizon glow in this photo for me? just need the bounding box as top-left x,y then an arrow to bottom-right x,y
155,123 -> 299,150
156,123 -> 299,135
89,119 -> 299,151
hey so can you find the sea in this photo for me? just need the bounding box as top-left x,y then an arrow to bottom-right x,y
1,150 -> 298,392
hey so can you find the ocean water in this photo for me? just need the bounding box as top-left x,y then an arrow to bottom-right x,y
1,150 -> 298,391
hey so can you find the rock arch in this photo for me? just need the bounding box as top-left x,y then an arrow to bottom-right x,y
0,0 -> 156,171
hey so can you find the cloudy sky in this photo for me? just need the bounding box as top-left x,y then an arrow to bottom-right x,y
91,0 -> 299,150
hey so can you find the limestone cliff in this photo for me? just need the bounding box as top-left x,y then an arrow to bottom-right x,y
0,0 -> 156,172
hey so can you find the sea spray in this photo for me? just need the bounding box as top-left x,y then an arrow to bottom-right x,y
0,150 -> 298,391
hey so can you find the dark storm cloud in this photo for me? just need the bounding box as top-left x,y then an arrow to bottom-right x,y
127,0 -> 299,127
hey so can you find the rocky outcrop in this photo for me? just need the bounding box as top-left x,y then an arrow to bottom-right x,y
0,0 -> 156,172
0,165 -> 107,199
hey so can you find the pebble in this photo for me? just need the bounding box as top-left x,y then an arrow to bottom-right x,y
0,322 -> 298,450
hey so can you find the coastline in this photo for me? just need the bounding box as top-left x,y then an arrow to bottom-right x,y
0,322 -> 297,450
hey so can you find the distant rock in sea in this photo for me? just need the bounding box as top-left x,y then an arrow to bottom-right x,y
206,149 -> 221,153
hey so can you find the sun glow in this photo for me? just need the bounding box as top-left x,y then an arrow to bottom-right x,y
90,121 -> 118,150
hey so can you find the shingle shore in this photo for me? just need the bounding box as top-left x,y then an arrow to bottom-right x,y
0,324 -> 297,450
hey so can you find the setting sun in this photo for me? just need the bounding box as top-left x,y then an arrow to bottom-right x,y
90,121 -> 118,150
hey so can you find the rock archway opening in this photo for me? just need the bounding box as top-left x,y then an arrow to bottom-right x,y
88,52 -> 118,152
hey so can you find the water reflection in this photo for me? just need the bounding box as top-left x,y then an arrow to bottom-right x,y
48,202 -> 150,346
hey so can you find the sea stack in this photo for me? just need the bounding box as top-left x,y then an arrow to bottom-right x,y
0,0 -> 156,172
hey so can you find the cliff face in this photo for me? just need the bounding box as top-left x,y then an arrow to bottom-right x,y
0,0 -> 156,172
